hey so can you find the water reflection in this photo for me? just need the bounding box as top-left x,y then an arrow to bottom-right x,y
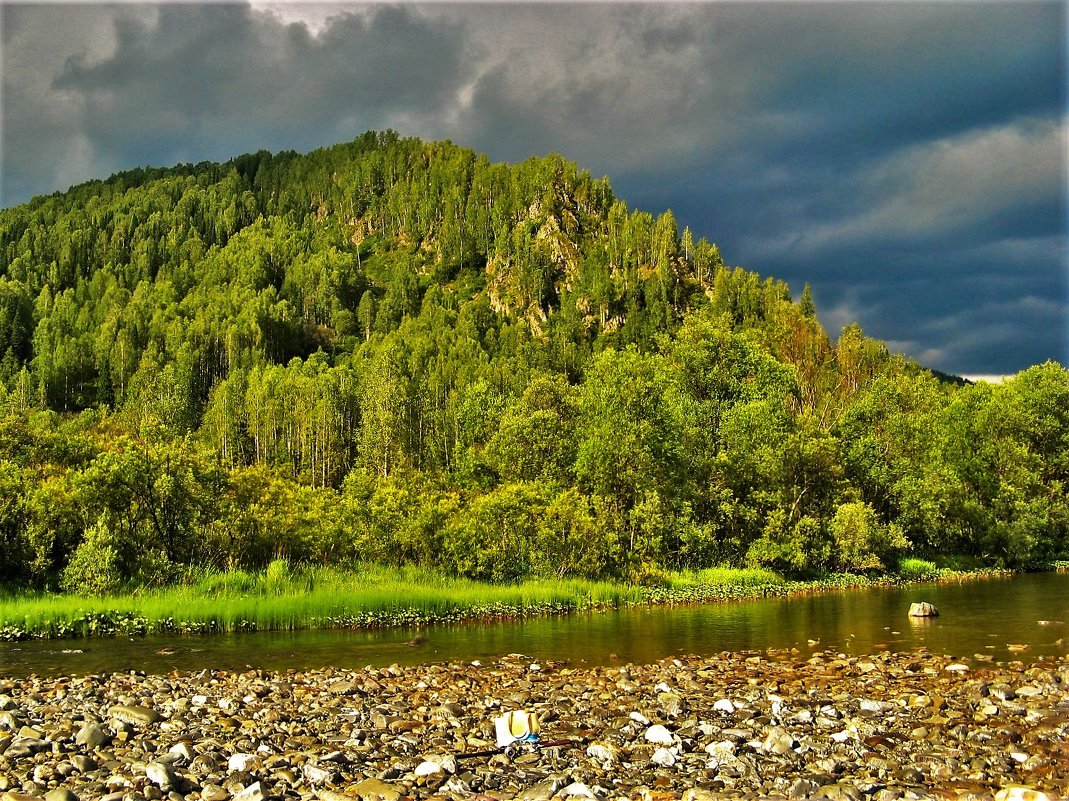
1,572 -> 1066,677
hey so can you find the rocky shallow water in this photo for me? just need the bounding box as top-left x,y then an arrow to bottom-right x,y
1,648 -> 1066,801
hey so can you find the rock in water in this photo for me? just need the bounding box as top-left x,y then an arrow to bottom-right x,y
908,602 -> 939,617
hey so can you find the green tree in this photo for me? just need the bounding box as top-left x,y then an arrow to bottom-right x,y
574,347 -> 690,564
830,501 -> 908,572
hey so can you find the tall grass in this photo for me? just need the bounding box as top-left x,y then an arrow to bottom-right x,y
0,563 -> 644,640
0,558 -> 1017,642
896,557 -> 939,580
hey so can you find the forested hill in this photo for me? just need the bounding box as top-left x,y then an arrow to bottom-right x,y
0,130 -> 1066,593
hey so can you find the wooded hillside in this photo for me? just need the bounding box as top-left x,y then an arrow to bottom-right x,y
0,131 -> 1065,592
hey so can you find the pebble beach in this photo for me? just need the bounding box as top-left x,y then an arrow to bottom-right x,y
1,648 -> 1067,801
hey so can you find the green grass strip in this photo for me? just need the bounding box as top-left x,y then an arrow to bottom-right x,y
0,561 -> 1017,642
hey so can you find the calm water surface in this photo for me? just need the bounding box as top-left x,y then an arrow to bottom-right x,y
2,572 -> 1066,677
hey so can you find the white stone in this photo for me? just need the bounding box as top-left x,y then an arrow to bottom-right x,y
420,754 -> 456,774
644,724 -> 675,745
629,711 -> 651,725
146,762 -> 177,789
909,601 -> 939,617
303,764 -> 334,784
169,742 -> 196,763
75,723 -> 108,749
762,728 -> 795,755
704,740 -> 736,757
414,761 -> 442,777
559,783 -> 596,798
106,775 -> 131,791
227,753 -> 260,772
586,742 -> 618,764
651,747 -> 676,767
713,699 -> 735,714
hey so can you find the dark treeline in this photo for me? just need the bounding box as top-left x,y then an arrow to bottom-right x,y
0,131 -> 1066,594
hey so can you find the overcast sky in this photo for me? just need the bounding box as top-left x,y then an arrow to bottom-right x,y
2,1 -> 1066,377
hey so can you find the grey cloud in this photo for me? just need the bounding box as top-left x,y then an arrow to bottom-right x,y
740,119 -> 1066,260
1,3 -> 136,203
4,3 -> 472,202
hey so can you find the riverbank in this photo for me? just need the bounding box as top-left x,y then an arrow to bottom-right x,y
0,648 -> 1066,801
0,563 -> 1022,642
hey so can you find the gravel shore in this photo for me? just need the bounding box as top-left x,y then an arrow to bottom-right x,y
1,648 -> 1067,801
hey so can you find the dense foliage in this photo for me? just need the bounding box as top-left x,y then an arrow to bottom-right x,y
0,131 -> 1066,593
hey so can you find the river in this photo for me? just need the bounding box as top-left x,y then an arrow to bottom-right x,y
2,572 -> 1066,677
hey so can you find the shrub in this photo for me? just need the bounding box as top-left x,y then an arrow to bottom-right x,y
746,512 -> 830,578
897,557 -> 938,580
61,520 -> 122,596
831,501 -> 908,572
629,562 -> 670,587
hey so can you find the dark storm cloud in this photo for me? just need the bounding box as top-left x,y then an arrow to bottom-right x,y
3,3 -> 471,197
1,1 -> 1065,375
